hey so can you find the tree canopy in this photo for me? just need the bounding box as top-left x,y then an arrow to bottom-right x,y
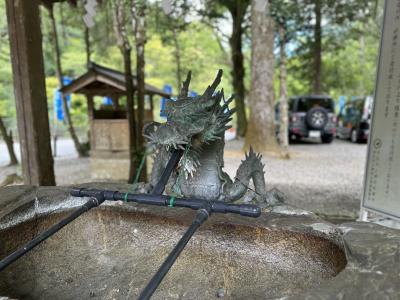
0,0 -> 383,138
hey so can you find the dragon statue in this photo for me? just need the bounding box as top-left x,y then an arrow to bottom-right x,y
143,70 -> 280,205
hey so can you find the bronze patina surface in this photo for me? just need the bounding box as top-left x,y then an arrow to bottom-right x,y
142,70 -> 279,205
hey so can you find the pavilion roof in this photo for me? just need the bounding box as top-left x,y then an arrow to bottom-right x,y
60,62 -> 171,98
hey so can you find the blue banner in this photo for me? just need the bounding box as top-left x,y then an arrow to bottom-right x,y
54,77 -> 72,121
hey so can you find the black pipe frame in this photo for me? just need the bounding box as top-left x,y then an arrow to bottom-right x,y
151,149 -> 183,195
71,188 -> 261,218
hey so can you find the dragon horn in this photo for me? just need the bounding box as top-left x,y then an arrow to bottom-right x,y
223,95 -> 235,107
179,71 -> 192,99
227,107 -> 237,116
249,146 -> 255,156
202,69 -> 223,99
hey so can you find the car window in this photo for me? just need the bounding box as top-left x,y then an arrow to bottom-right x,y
297,98 -> 334,112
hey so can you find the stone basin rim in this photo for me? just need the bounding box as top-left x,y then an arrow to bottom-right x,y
0,193 -> 346,300
0,185 -> 399,300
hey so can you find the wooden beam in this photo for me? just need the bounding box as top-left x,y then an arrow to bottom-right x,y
40,0 -> 77,10
6,0 -> 55,186
78,88 -> 125,96
60,71 -> 97,94
96,74 -> 126,91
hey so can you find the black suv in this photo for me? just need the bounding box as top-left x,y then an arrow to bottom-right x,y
277,95 -> 336,143
336,96 -> 372,143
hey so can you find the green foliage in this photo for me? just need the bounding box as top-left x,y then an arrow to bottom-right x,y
0,0 -> 384,137
0,0 -> 15,131
285,0 -> 378,93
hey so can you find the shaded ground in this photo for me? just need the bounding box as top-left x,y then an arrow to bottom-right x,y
0,138 -> 367,219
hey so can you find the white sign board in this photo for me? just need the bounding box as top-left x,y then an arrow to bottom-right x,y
362,0 -> 400,220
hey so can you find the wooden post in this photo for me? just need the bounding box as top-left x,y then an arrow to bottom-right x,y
111,95 -> 119,110
149,94 -> 154,121
87,94 -> 94,120
86,94 -> 94,150
149,94 -> 154,110
5,0 -> 56,186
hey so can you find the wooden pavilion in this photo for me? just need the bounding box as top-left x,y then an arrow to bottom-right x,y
60,62 -> 171,180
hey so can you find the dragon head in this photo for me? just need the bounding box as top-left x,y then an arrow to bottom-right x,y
144,69 -> 235,152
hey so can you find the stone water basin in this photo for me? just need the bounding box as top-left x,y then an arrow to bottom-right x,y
10,185 -> 399,299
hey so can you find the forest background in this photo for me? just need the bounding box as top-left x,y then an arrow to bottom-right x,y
0,0 -> 382,145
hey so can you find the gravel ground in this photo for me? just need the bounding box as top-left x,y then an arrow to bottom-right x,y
0,138 -> 367,219
0,156 -> 91,186
224,138 -> 367,220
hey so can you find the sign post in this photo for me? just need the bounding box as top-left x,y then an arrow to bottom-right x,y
361,0 -> 400,221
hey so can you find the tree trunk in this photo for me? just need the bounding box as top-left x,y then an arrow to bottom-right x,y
313,0 -> 322,94
359,29 -> 366,96
59,3 -> 68,45
172,26 -> 183,90
278,25 -> 290,159
84,26 -> 91,66
228,2 -> 248,138
123,48 -> 138,183
0,116 -> 18,166
48,5 -> 88,157
132,0 -> 147,182
245,0 -> 280,154
113,0 -> 137,183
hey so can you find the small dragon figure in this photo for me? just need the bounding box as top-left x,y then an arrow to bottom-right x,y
144,70 -> 279,205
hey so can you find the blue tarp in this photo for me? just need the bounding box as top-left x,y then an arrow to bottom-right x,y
103,96 -> 113,105
190,91 -> 197,97
338,95 -> 346,113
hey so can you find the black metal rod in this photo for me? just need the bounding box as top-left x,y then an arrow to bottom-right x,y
138,209 -> 210,300
152,149 -> 183,195
0,151 -> 182,273
71,188 -> 261,218
0,194 -> 105,271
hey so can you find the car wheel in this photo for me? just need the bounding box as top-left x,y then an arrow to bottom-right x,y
321,134 -> 333,144
351,129 -> 359,143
